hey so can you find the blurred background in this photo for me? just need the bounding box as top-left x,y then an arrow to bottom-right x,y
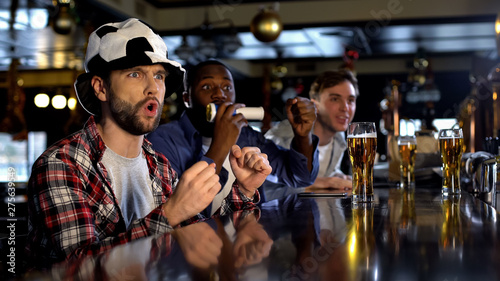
0,1 -> 500,273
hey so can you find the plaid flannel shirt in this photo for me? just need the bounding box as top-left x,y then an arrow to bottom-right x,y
25,116 -> 259,270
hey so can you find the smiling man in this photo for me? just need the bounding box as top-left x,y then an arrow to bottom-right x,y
264,70 -> 358,198
24,19 -> 271,271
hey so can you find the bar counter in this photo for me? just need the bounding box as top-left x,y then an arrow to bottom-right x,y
28,184 -> 500,281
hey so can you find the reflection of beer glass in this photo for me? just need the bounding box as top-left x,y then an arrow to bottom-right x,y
439,197 -> 463,258
348,122 -> 377,203
347,204 -> 377,280
398,135 -> 417,188
388,188 -> 416,230
438,129 -> 464,196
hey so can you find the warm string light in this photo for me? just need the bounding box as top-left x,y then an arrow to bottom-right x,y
34,93 -> 76,110
67,98 -> 77,110
51,95 -> 66,109
34,93 -> 49,108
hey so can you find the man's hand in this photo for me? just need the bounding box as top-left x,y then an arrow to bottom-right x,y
229,145 -> 272,198
207,102 -> 248,174
172,222 -> 223,269
286,97 -> 317,171
306,175 -> 353,191
286,97 -> 316,138
162,161 -> 221,226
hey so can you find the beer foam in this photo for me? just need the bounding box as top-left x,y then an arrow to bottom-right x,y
348,133 -> 377,138
439,136 -> 463,139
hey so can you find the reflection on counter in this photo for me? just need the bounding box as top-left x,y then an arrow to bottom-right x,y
18,187 -> 500,281
347,204 -> 378,281
439,196 -> 464,261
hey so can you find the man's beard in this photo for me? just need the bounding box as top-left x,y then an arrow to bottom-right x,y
186,103 -> 215,137
108,89 -> 162,136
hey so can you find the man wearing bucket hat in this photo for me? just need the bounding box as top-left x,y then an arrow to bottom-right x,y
24,18 -> 271,270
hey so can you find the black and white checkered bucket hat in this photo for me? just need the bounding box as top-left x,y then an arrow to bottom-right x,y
74,18 -> 185,116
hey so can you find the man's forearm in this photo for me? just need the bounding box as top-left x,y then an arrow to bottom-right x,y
292,134 -> 314,172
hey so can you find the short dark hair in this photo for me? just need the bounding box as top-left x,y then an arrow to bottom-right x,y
309,70 -> 359,100
185,59 -> 230,92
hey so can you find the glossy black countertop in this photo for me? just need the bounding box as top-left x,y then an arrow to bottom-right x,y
27,185 -> 500,281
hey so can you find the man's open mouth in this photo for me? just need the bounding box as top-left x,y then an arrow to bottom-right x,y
144,100 -> 158,116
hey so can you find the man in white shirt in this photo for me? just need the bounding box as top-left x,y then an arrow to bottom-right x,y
265,70 -> 358,199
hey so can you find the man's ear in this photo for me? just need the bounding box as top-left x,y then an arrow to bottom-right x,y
91,76 -> 107,102
182,89 -> 191,108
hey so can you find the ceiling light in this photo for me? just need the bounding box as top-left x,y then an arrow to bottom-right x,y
30,9 -> 49,29
250,4 -> 283,43
52,0 -> 75,35
53,7 -> 73,34
272,65 -> 287,78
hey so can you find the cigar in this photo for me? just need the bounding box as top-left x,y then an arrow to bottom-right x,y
206,103 -> 265,122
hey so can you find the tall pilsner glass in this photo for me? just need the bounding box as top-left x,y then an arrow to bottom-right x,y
438,128 -> 464,196
398,135 -> 417,188
348,122 -> 377,203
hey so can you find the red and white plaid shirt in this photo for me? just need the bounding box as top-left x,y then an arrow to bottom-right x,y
25,116 -> 259,270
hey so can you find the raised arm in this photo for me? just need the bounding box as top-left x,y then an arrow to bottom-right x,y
285,97 -> 317,172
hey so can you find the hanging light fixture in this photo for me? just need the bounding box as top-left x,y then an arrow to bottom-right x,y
51,0 -> 76,35
250,3 -> 283,43
174,10 -> 242,60
174,35 -> 194,61
198,37 -> 218,58
197,10 -> 218,59
222,24 -> 242,53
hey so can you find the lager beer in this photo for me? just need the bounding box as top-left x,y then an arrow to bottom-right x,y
438,129 -> 464,196
398,136 -> 417,188
348,133 -> 377,203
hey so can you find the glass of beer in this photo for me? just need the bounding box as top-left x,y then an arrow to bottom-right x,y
438,128 -> 464,196
348,122 -> 377,203
398,135 -> 417,188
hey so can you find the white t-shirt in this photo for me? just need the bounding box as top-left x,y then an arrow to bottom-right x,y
101,147 -> 155,229
317,138 -> 334,177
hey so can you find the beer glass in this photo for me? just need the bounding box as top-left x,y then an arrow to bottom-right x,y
348,122 -> 377,203
438,128 -> 464,196
398,135 -> 417,188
